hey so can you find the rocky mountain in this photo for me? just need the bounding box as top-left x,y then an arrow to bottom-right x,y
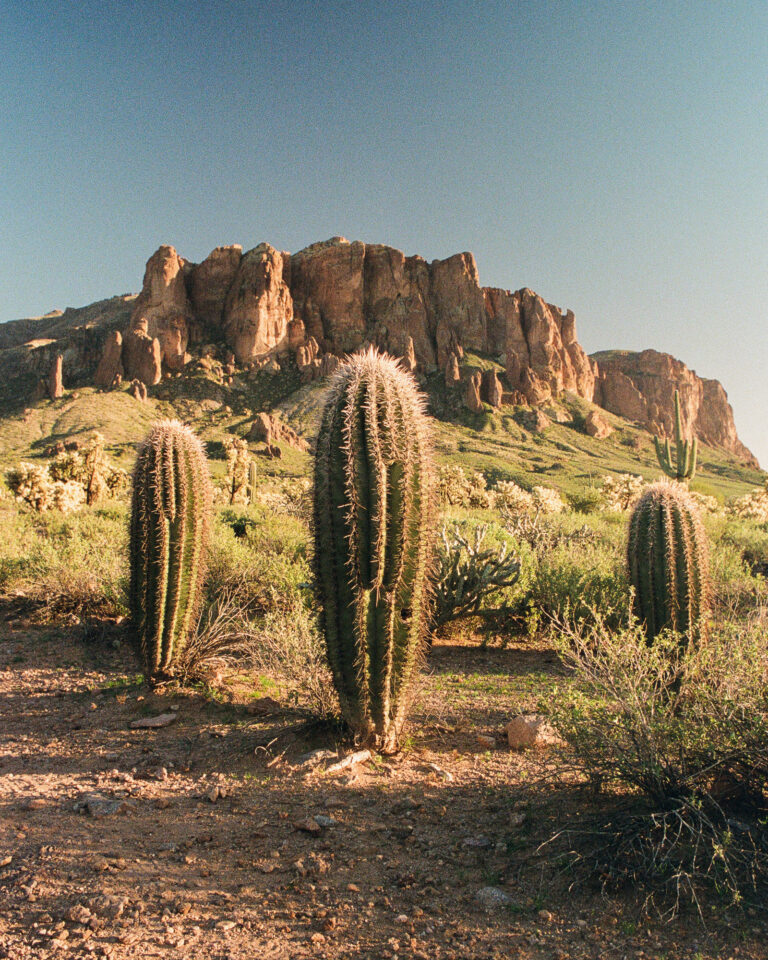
0,236 -> 757,467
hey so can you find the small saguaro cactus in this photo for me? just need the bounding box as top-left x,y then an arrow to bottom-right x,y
627,482 -> 710,643
654,390 -> 698,482
313,348 -> 435,752
247,459 -> 258,505
130,420 -> 213,682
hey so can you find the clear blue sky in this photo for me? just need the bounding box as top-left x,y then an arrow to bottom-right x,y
1,1 -> 766,466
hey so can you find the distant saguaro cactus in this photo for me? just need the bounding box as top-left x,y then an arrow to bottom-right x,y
627,482 -> 710,643
654,390 -> 697,482
130,420 -> 212,682
314,348 -> 435,752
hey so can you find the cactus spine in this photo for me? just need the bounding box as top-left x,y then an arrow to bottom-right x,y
130,420 -> 212,682
654,390 -> 697,482
314,348 -> 435,752
627,483 -> 710,643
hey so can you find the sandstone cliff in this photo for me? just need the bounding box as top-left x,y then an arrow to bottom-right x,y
592,349 -> 758,468
0,237 -> 756,467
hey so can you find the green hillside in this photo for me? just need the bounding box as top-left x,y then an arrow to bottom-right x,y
0,349 -> 762,502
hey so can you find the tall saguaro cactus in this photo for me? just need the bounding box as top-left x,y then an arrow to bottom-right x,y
654,390 -> 698,482
130,420 -> 212,682
627,483 -> 710,643
314,348 -> 435,752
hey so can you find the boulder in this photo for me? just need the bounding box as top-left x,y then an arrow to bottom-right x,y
585,409 -> 613,439
465,371 -> 483,413
481,369 -> 503,407
516,408 -> 551,434
445,352 -> 461,386
506,715 -> 561,750
94,331 -> 123,388
248,412 -> 309,452
223,243 -> 293,363
129,379 -> 148,402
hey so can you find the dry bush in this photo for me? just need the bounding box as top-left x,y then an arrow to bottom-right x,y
550,609 -> 768,915
245,603 -> 338,719
175,581 -> 257,682
727,481 -> 768,523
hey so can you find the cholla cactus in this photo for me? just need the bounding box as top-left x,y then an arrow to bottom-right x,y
130,420 -> 213,682
49,433 -> 127,504
654,390 -> 698,482
532,485 -> 566,514
433,525 -> 521,625
627,482 -> 710,643
437,464 -> 491,507
727,481 -> 768,523
225,437 -> 252,505
314,348 -> 435,752
600,473 -> 645,512
493,480 -> 535,514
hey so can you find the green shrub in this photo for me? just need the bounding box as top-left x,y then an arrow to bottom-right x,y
551,611 -> 768,912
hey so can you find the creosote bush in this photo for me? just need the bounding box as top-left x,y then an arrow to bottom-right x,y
314,348 -> 435,752
551,610 -> 768,913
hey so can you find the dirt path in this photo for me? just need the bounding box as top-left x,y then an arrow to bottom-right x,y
0,618 -> 764,959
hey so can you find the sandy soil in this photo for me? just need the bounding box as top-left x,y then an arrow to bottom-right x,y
0,615 -> 765,959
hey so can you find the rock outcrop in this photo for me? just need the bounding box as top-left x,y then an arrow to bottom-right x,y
94,331 -> 123,388
129,245 -> 192,371
122,319 -> 162,386
4,236 -> 755,467
187,245 -> 243,340
593,350 -> 757,466
465,371 -> 483,413
248,412 -> 309,452
223,244 -> 293,364
49,354 -> 63,399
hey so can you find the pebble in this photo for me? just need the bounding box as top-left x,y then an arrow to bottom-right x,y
475,887 -> 513,910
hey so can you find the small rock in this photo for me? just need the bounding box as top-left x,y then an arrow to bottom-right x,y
313,815 -> 338,828
295,748 -> 337,768
0,856 -> 12,867
475,887 -> 513,910
130,713 -> 178,729
246,696 -> 281,716
293,818 -> 322,835
206,786 -> 220,804
476,734 -> 496,750
505,714 -> 561,751
538,909 -> 553,922
462,835 -> 492,849
425,763 -> 453,782
73,793 -> 135,818
216,920 -> 236,932
67,904 -> 92,924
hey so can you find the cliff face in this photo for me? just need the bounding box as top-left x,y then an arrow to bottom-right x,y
593,349 -> 758,468
1,236 -> 756,467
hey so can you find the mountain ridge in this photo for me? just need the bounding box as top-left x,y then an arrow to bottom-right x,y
0,236 -> 757,468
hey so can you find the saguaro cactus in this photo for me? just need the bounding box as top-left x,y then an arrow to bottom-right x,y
314,348 -> 435,752
130,420 -> 212,682
627,482 -> 710,643
654,390 -> 698,482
